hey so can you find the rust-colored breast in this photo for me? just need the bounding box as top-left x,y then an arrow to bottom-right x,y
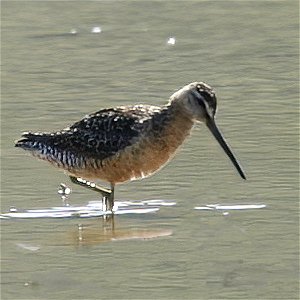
70,107 -> 194,184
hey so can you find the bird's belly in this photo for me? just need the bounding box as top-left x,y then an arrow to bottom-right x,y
105,139 -> 177,183
72,138 -> 177,184
68,112 -> 193,184
71,129 -> 191,184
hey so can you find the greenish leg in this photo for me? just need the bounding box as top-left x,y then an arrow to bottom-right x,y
69,176 -> 115,212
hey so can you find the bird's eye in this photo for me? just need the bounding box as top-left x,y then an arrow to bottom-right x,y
196,85 -> 214,98
196,85 -> 203,94
196,84 -> 217,114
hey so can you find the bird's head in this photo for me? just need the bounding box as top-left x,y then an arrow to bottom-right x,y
170,82 -> 246,180
170,82 -> 217,123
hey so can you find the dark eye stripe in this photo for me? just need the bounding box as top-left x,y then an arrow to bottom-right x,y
189,92 -> 205,108
199,91 -> 217,113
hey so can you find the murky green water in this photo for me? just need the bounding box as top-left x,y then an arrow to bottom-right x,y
1,1 -> 299,299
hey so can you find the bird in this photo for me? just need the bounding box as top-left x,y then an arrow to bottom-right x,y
15,82 -> 246,211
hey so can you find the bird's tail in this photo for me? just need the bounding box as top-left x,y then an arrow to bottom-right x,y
15,132 -> 51,151
15,132 -> 61,163
15,131 -> 82,169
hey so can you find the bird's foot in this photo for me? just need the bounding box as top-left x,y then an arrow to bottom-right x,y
58,183 -> 72,206
69,176 -> 115,212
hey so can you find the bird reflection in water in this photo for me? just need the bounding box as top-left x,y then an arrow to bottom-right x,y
69,217 -> 172,247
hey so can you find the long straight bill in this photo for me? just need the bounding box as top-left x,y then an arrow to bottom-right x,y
206,118 -> 246,180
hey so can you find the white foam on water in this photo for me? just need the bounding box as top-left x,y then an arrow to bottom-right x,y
143,199 -> 177,206
0,199 -> 174,219
16,243 -> 40,252
194,204 -> 266,211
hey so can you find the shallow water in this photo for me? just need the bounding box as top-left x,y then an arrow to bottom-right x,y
1,1 -> 299,299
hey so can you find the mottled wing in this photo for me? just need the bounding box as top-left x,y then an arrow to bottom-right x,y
60,107 -> 148,160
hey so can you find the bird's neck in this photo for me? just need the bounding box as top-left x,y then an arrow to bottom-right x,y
155,102 -> 194,150
164,100 -> 194,128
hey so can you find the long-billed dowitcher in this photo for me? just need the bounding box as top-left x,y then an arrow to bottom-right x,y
15,82 -> 246,211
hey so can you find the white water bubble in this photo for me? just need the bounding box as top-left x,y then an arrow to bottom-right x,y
91,26 -> 102,33
167,37 -> 176,45
70,29 -> 77,35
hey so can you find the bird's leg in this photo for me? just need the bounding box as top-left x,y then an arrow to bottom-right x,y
104,184 -> 115,212
69,176 -> 115,212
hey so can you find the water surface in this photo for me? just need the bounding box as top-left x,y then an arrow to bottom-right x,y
1,1 -> 299,299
